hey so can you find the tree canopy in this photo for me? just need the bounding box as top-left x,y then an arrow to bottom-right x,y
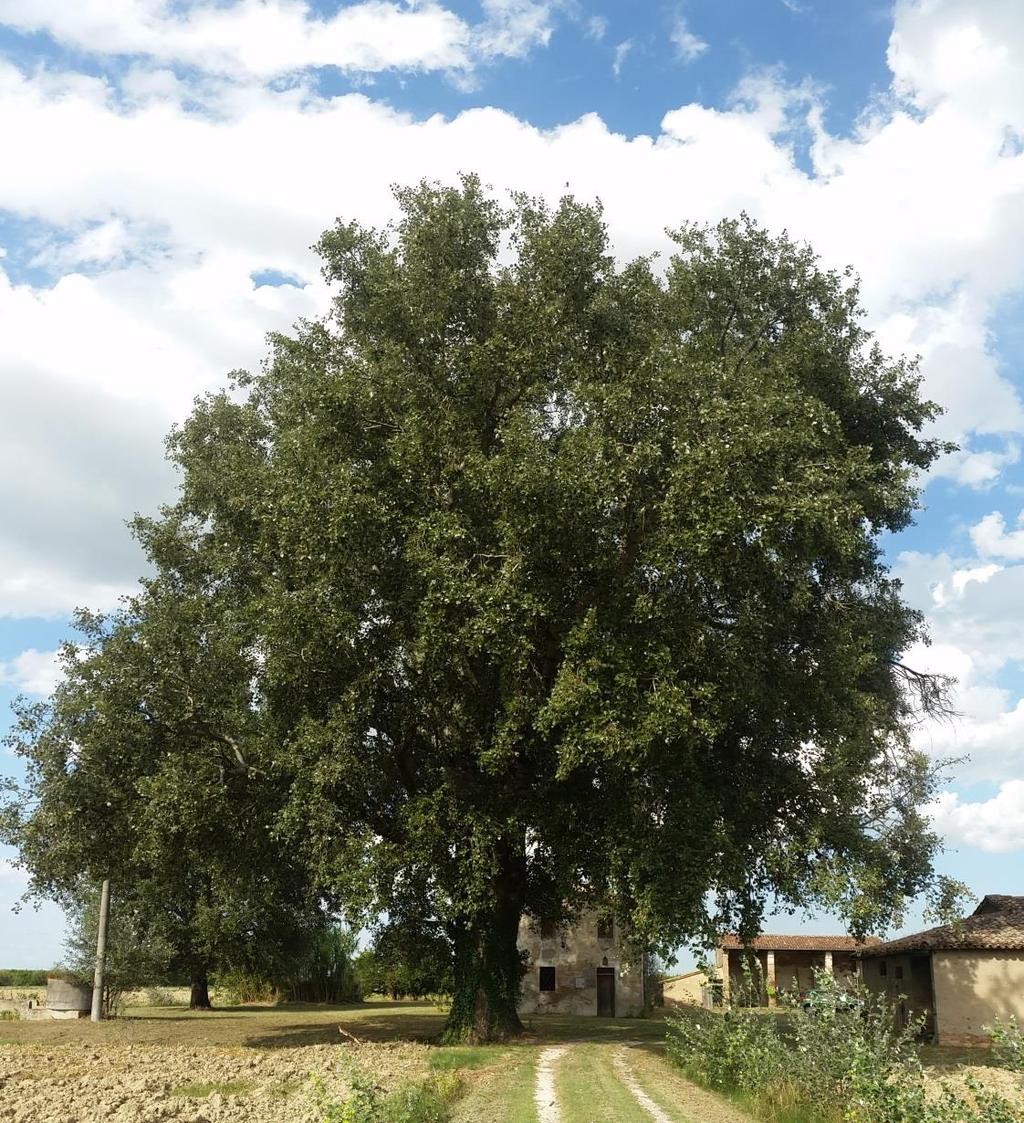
2,583 -> 323,1007
4,177 -> 952,1041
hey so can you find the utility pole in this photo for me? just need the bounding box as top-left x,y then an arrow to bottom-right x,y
90,878 -> 111,1022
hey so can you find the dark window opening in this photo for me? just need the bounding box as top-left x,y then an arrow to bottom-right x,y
597,917 -> 614,941
895,965 -> 904,980
539,966 -> 556,992
879,961 -> 888,977
540,919 -> 557,939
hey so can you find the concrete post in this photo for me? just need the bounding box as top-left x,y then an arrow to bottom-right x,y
766,950 -> 777,1007
90,879 -> 111,1022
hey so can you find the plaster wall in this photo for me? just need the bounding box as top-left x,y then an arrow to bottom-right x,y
933,951 -> 1024,1046
663,970 -> 710,1006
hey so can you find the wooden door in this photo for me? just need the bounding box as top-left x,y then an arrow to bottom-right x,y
596,967 -> 615,1017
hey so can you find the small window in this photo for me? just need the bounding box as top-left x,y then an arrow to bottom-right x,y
540,919 -> 557,939
539,966 -> 556,992
879,961 -> 888,977
895,965 -> 904,980
597,917 -> 614,941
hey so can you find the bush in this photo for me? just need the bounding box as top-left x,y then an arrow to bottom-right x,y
666,971 -> 1024,1123
214,970 -> 277,1005
143,986 -> 179,1007
0,970 -> 48,987
313,1057 -> 462,1122
988,1018 -> 1024,1074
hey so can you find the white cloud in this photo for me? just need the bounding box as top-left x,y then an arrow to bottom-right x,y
930,443 -> 1020,488
669,15 -> 708,63
612,39 -> 632,78
971,510 -> 1024,559
0,0 -> 561,82
928,781 -> 1024,852
0,0 -> 475,79
0,649 -> 63,697
889,0 -> 1024,124
474,0 -> 555,61
585,15 -> 608,42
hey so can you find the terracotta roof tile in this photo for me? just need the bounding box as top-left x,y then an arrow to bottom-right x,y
719,934 -> 880,952
860,895 -> 1024,957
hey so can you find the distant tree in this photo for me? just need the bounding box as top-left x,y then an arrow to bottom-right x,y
1,584 -> 322,1009
356,920 -> 454,1000
278,923 -> 362,1004
5,177 -> 957,1043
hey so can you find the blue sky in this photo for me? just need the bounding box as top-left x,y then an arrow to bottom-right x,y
2,0 -> 1024,968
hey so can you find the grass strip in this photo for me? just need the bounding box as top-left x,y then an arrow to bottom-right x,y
451,1048 -> 538,1123
558,1044 -> 656,1123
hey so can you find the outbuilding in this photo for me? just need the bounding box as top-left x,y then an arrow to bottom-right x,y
717,934 -> 878,1005
860,894 -> 1024,1046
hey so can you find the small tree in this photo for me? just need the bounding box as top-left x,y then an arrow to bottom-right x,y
61,883 -> 173,1016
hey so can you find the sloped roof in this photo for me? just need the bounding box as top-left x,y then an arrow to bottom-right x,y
860,896 -> 1024,957
719,934 -> 880,952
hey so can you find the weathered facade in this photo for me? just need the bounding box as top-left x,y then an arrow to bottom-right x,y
861,895 -> 1024,1046
517,913 -> 645,1017
716,934 -> 879,1006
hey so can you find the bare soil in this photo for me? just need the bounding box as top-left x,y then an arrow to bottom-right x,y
0,1039 -> 432,1122
0,1001 -> 446,1122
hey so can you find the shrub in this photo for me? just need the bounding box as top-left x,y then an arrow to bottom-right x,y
143,986 -> 179,1007
987,1018 -> 1024,1074
214,970 -> 277,1005
666,971 -> 1024,1123
313,1058 -> 462,1123
0,970 -> 48,987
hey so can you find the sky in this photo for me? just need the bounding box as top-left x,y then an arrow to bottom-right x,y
2,0 -> 1024,969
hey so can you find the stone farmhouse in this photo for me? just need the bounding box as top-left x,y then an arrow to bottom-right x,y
517,913 -> 645,1017
860,894 -> 1024,1046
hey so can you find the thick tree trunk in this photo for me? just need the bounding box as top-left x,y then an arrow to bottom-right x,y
442,844 -> 526,1044
189,966 -> 213,1010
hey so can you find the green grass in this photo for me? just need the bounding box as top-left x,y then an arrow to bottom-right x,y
558,1043 -> 653,1123
169,1081 -> 254,1098
452,1050 -> 539,1123
429,1045 -> 508,1071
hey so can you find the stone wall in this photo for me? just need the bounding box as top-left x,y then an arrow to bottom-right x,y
517,912 -> 645,1016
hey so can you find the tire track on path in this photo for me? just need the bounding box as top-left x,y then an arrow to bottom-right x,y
534,1045 -> 569,1122
613,1048 -> 674,1122
619,1044 -> 757,1123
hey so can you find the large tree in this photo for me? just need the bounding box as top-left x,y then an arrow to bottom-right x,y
9,177 -> 953,1041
